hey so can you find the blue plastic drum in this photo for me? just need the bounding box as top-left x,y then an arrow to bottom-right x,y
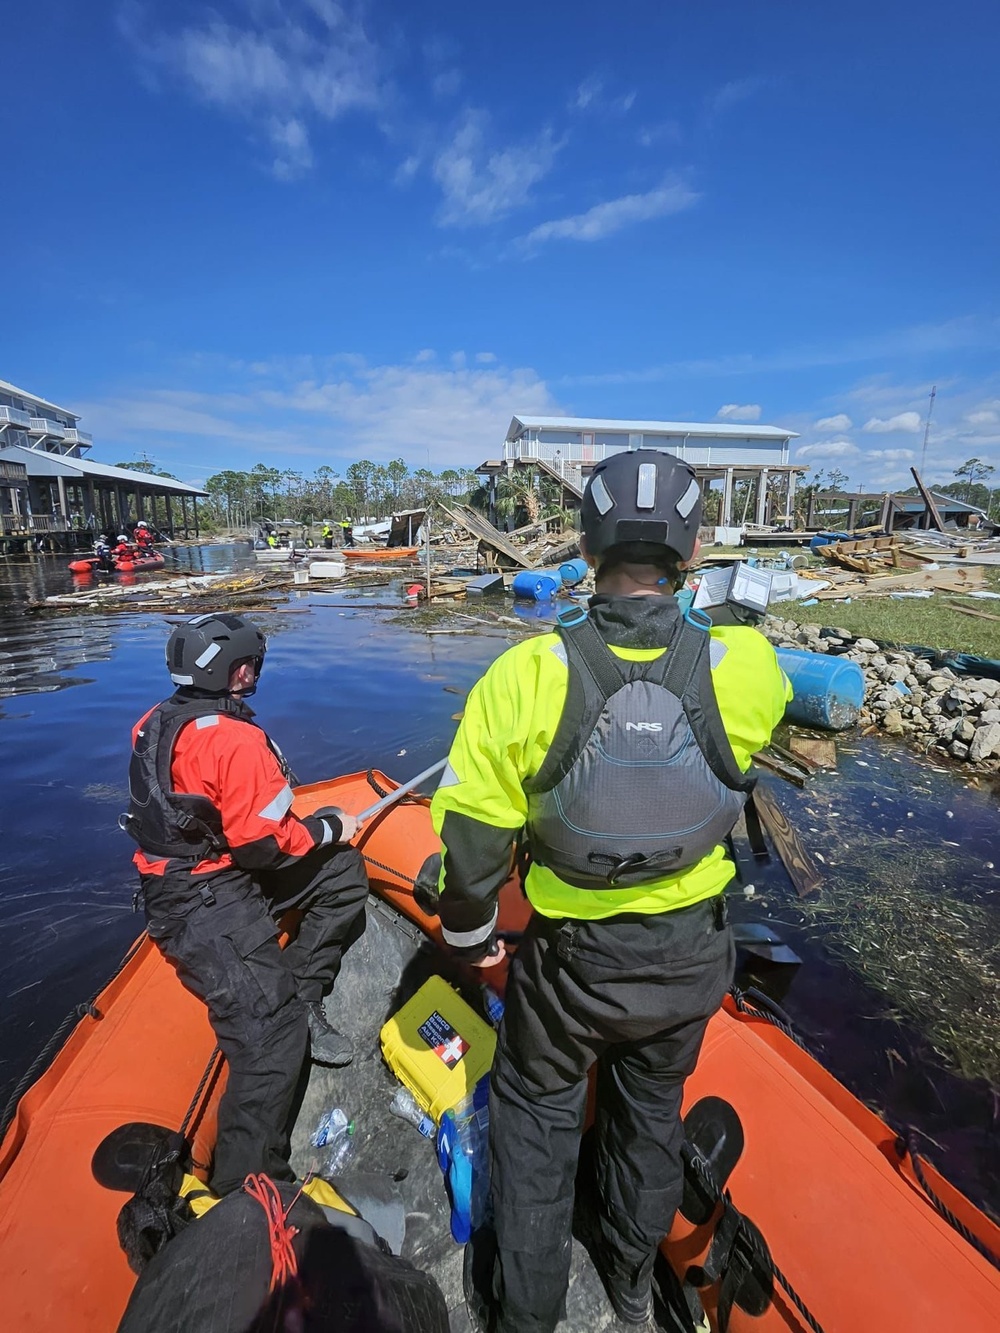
557,558 -> 588,587
776,648 -> 865,730
511,570 -> 562,601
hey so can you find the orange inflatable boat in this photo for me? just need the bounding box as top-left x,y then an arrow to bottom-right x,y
343,546 -> 420,560
1,768 -> 998,1332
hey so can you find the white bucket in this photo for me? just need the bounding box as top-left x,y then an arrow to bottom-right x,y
293,568 -> 310,585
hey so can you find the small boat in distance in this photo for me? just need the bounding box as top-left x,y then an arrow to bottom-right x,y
68,551 -> 167,574
343,546 -> 420,561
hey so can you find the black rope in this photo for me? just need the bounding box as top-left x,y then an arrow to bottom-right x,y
363,854 -> 417,887
179,1046 -> 223,1139
729,984 -> 806,1049
0,933 -> 145,1141
769,1257 -> 826,1333
900,1130 -> 1000,1272
365,768 -> 391,800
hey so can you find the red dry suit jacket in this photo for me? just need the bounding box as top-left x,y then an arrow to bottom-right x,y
132,707 -> 337,878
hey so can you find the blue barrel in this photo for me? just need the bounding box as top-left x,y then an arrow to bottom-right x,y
776,648 -> 865,731
558,557 -> 588,586
511,570 -> 562,601
809,531 -> 848,556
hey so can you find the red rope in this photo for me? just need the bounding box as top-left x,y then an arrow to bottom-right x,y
243,1174 -> 307,1293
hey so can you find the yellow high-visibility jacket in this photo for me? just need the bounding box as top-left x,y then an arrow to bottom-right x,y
430,600 -> 791,952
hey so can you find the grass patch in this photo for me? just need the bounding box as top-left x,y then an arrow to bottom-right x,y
801,873 -> 1000,1086
777,569 -> 1000,657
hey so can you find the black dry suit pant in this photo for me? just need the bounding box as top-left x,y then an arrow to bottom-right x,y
141,845 -> 368,1197
489,896 -> 735,1333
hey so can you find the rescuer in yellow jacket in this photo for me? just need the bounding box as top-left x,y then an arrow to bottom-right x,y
431,449 -> 790,1333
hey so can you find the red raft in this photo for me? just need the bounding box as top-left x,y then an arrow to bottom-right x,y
1,768 -> 999,1332
68,551 -> 166,574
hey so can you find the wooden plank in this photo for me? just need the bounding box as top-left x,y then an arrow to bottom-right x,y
752,787 -> 824,897
439,503 -> 534,569
909,466 -> 946,532
788,735 -> 838,770
813,565 -> 986,600
752,749 -> 807,787
944,600 -> 1000,622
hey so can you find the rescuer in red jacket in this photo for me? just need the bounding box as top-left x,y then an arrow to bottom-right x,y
122,613 -> 369,1196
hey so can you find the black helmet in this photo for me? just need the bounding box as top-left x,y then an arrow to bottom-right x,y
581,449 -> 702,563
165,614 -> 266,694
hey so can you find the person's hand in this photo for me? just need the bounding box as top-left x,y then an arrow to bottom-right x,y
472,939 -> 507,969
336,812 -> 363,842
313,805 -> 363,843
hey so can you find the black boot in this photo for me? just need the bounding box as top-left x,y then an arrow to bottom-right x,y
603,1254 -> 655,1326
306,1001 -> 353,1066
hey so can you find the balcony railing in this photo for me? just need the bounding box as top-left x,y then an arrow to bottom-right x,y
29,417 -> 68,440
0,514 -> 72,535
0,460 -> 28,481
63,428 -> 93,449
0,405 -> 33,429
504,438 -> 609,466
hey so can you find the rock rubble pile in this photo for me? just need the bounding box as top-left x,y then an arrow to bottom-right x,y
763,617 -> 1000,770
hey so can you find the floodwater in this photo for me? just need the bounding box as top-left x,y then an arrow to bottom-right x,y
0,544 -> 998,1222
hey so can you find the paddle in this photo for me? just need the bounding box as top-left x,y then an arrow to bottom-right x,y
356,757 -> 449,824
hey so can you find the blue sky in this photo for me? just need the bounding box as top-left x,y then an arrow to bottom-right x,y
2,0 -> 999,492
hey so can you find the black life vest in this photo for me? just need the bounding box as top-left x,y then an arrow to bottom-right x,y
120,693 -> 259,863
523,600 -> 755,889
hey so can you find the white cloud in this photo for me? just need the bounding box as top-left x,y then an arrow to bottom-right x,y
866,448 -> 915,461
716,403 -> 761,422
122,1 -> 383,178
965,404 -> 999,426
268,117 -> 314,180
572,76 -> 603,111
638,121 -> 682,148
432,111 -> 561,226
863,411 -> 922,433
706,77 -> 769,118
795,440 -> 860,460
814,413 -> 852,432
432,68 -> 462,99
78,354 -> 563,470
518,178 -> 698,249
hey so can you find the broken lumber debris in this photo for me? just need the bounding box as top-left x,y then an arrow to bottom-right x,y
813,565 -> 986,600
788,735 -> 838,770
752,787 -> 824,897
439,504 -> 534,570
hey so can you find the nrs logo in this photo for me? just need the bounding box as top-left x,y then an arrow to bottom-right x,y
625,722 -> 663,732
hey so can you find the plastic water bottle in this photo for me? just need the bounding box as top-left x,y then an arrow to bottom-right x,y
481,985 -> 505,1027
389,1086 -> 436,1138
311,1107 -> 356,1175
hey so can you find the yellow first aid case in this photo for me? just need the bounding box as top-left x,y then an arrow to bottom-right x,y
380,975 -> 496,1124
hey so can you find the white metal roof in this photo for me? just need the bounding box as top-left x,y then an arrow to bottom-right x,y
0,444 -> 205,494
0,378 -> 78,420
506,415 -> 797,441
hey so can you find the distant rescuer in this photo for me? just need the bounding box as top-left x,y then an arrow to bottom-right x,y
121,613 -> 369,1196
431,451 -> 790,1332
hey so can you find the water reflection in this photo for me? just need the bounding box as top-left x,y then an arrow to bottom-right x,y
0,544 -> 259,700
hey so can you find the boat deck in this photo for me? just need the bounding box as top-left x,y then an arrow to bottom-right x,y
292,900 -> 620,1332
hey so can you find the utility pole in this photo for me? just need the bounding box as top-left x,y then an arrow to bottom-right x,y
919,385 -> 936,475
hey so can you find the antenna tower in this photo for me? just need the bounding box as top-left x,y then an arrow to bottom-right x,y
919,385 -> 936,474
